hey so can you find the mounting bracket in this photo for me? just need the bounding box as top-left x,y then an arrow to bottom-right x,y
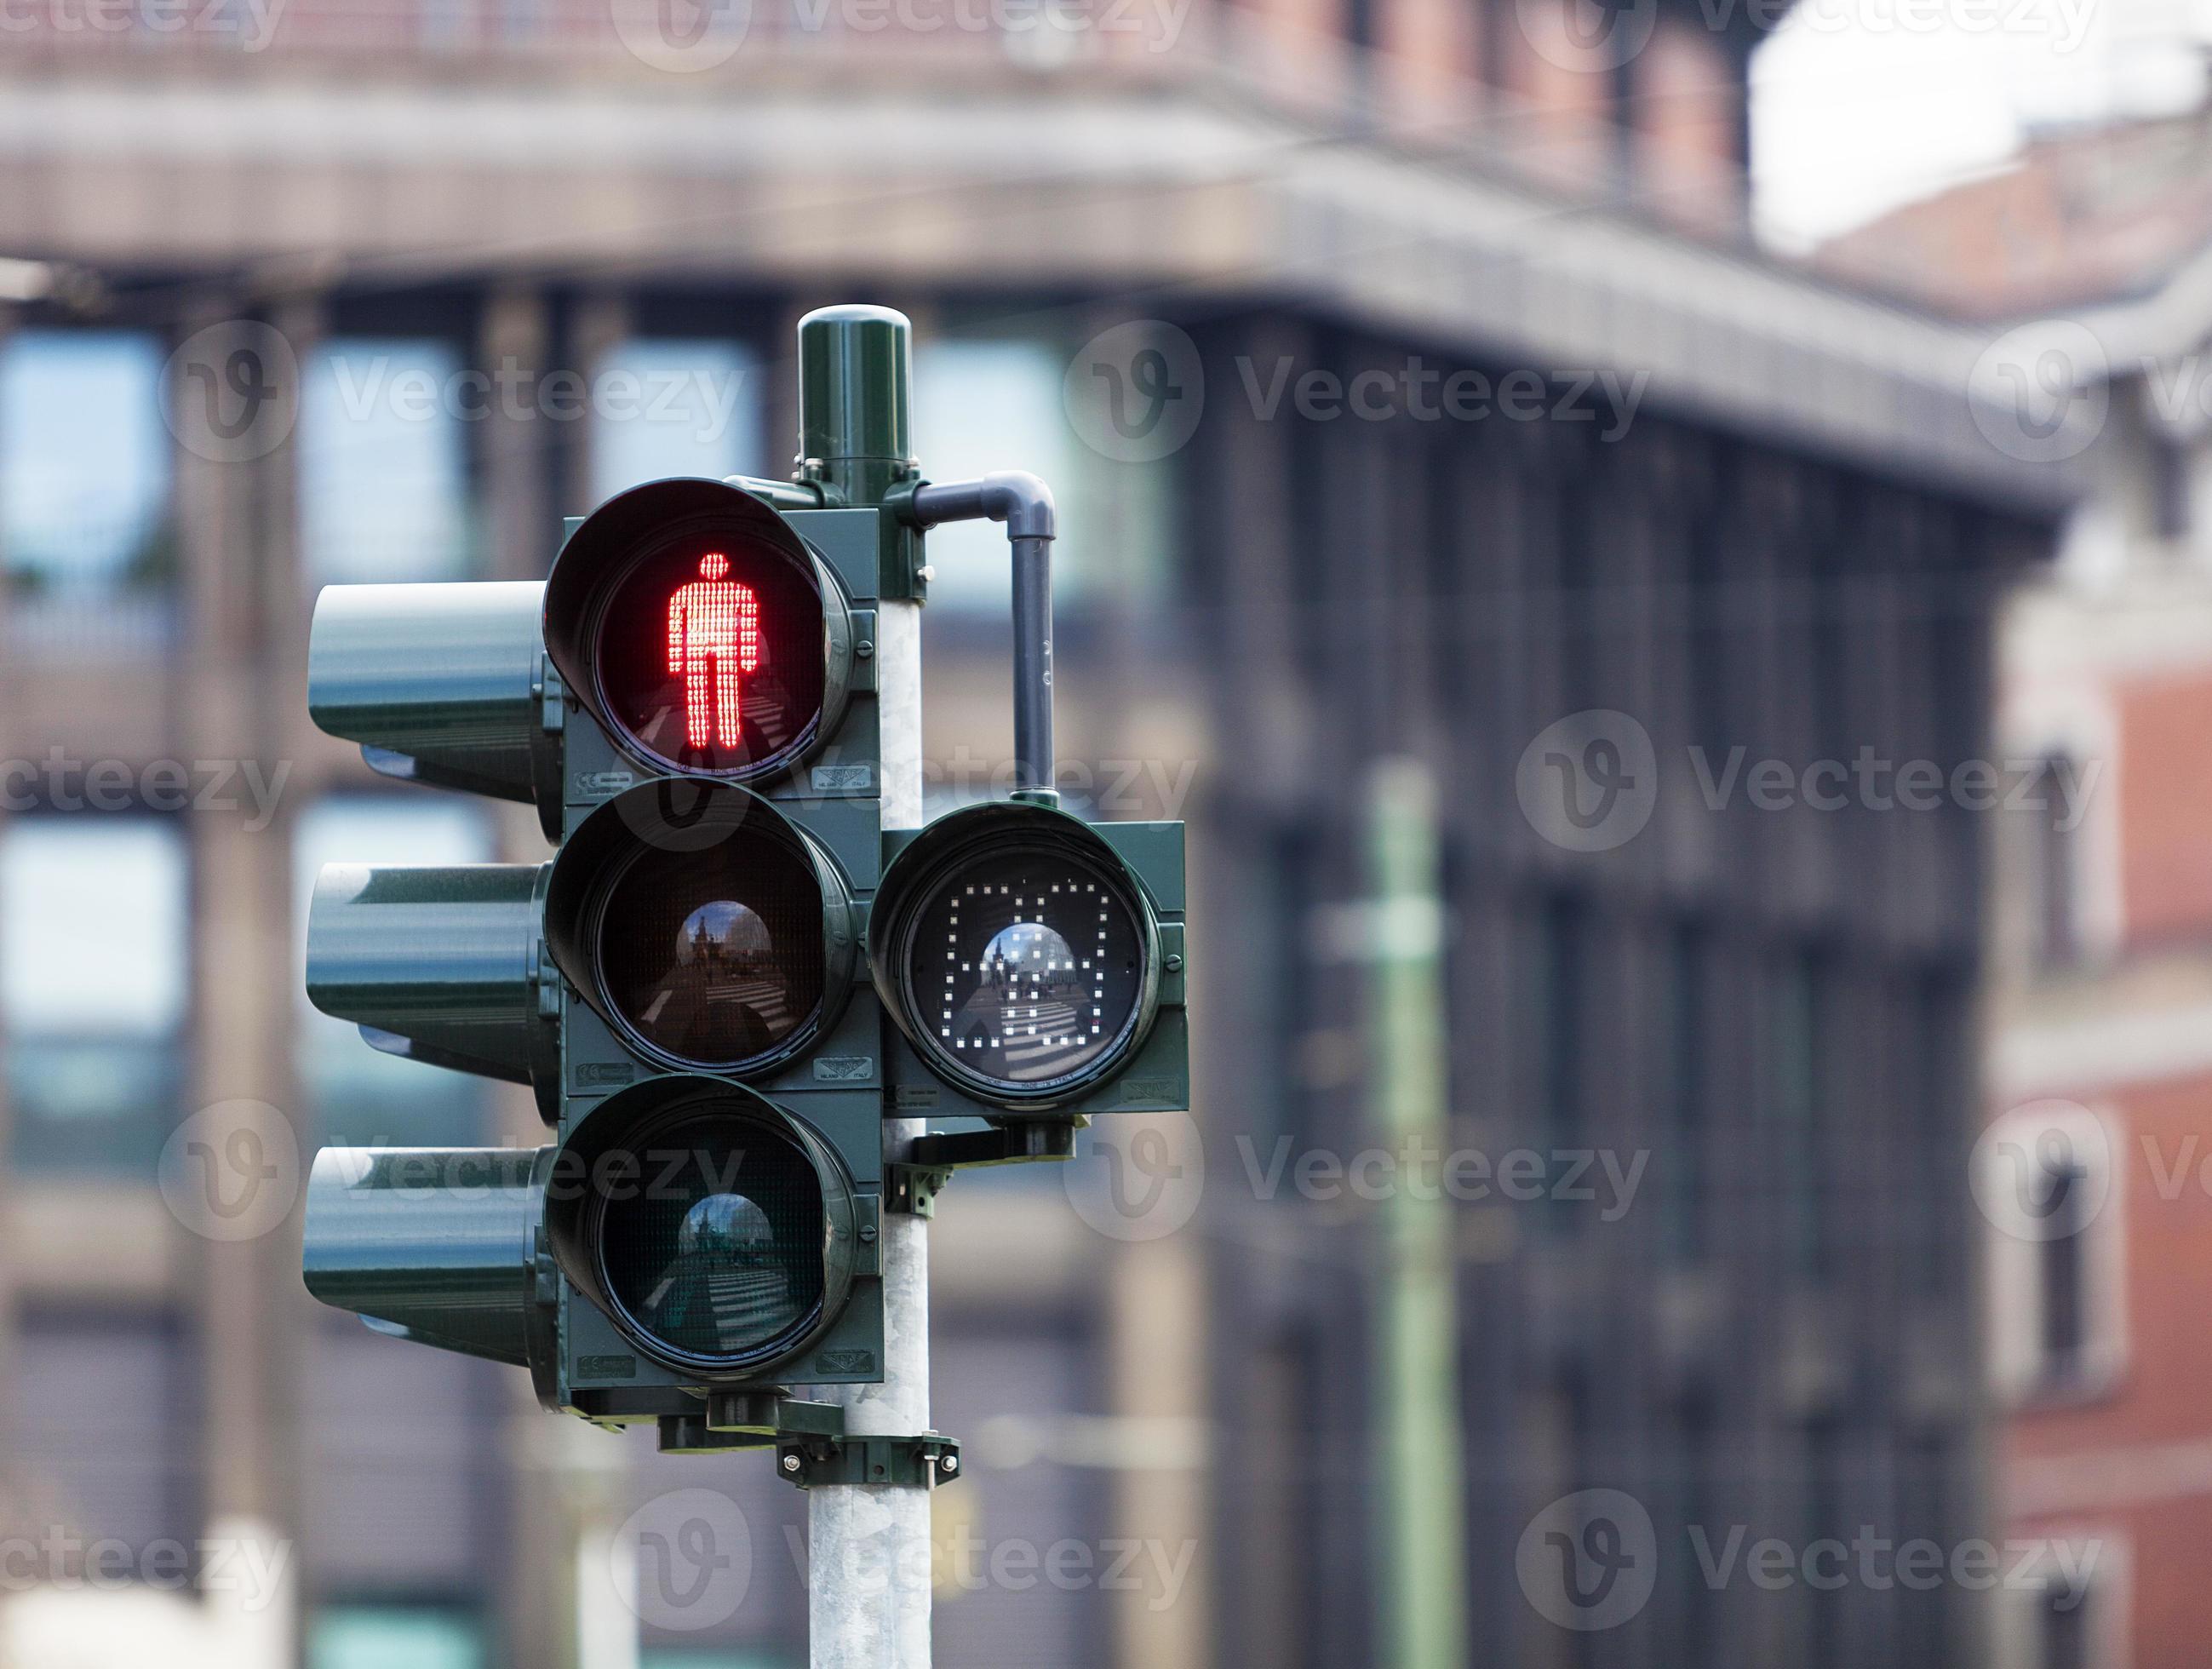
777,1430 -> 962,1491
885,1118 -> 1082,1217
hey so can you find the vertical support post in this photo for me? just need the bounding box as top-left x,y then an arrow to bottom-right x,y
1367,760 -> 1468,1669
798,304 -> 934,1669
1008,530 -> 1053,799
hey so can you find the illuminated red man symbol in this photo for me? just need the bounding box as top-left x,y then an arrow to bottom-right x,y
666,552 -> 760,750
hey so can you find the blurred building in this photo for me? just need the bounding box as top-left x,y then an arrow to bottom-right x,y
1844,107 -> 2212,1669
0,5 -> 2073,1668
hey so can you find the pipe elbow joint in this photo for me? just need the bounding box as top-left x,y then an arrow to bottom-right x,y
977,471 -> 1056,542
907,472 -> 1057,541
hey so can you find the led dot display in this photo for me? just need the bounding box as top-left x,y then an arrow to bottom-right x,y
903,848 -> 1146,1090
593,531 -> 825,777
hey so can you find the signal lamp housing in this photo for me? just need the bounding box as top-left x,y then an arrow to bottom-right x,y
542,779 -> 858,1080
868,801 -> 1165,1109
543,478 -> 857,783
543,1075 -> 864,1380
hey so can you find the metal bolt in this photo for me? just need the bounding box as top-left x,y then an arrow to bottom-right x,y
940,1454 -> 958,1475
856,639 -> 874,658
1164,954 -> 1184,973
782,1453 -> 801,1474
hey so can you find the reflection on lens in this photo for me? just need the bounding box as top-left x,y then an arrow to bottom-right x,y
597,1111 -> 823,1362
596,833 -> 825,1070
593,531 -> 826,777
904,848 -> 1146,1089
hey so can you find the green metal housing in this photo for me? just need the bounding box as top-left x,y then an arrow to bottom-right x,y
797,305 -> 925,596
308,580 -> 562,839
301,495 -> 898,1420
797,304 -> 912,506
549,499 -> 891,1423
302,1145 -> 559,1408
306,861 -> 561,1121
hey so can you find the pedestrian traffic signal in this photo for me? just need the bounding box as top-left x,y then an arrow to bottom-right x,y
540,476 -> 860,782
299,303 -> 1190,1472
304,466 -> 892,1438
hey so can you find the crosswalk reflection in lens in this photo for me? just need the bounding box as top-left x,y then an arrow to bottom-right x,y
645,1192 -> 806,1352
597,835 -> 825,1070
598,1111 -> 825,1362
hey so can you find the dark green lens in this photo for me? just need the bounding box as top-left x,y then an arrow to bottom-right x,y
596,1110 -> 824,1362
596,830 -> 826,1070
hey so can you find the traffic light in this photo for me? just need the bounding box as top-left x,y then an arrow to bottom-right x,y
303,470 -> 891,1439
299,304 -> 1189,1464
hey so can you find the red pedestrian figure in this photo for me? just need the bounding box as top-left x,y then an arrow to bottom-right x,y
666,551 -> 760,751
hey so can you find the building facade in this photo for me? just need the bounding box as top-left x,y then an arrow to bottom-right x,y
1843,112 -> 2212,1669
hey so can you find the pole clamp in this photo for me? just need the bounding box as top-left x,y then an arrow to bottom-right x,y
776,1431 -> 962,1491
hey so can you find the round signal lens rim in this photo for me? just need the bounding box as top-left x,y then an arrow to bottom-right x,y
582,515 -> 843,783
584,1095 -> 836,1376
890,836 -> 1160,1103
580,823 -> 838,1080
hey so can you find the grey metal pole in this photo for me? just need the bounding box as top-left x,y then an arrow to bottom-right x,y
797,303 -> 935,1669
810,592 -> 932,1669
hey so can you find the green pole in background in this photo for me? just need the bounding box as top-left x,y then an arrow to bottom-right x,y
1367,759 -> 1470,1669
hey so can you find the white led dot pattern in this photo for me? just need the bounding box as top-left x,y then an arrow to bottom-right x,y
906,852 -> 1146,1088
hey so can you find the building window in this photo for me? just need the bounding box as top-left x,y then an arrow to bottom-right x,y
0,818 -> 188,1172
2152,433 -> 2191,543
1980,1101 -> 2125,1404
1769,953 -> 1826,1282
2030,752 -> 2083,967
2041,1582 -> 2089,1669
309,1607 -> 486,1669
589,338 -> 764,505
1537,895 -> 1585,1156
914,336 -> 1172,617
293,796 -> 494,1145
1997,1534 -> 2125,1669
0,329 -> 175,651
1659,924 -> 1707,1263
301,339 -> 474,585
9,1310 -> 198,1557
